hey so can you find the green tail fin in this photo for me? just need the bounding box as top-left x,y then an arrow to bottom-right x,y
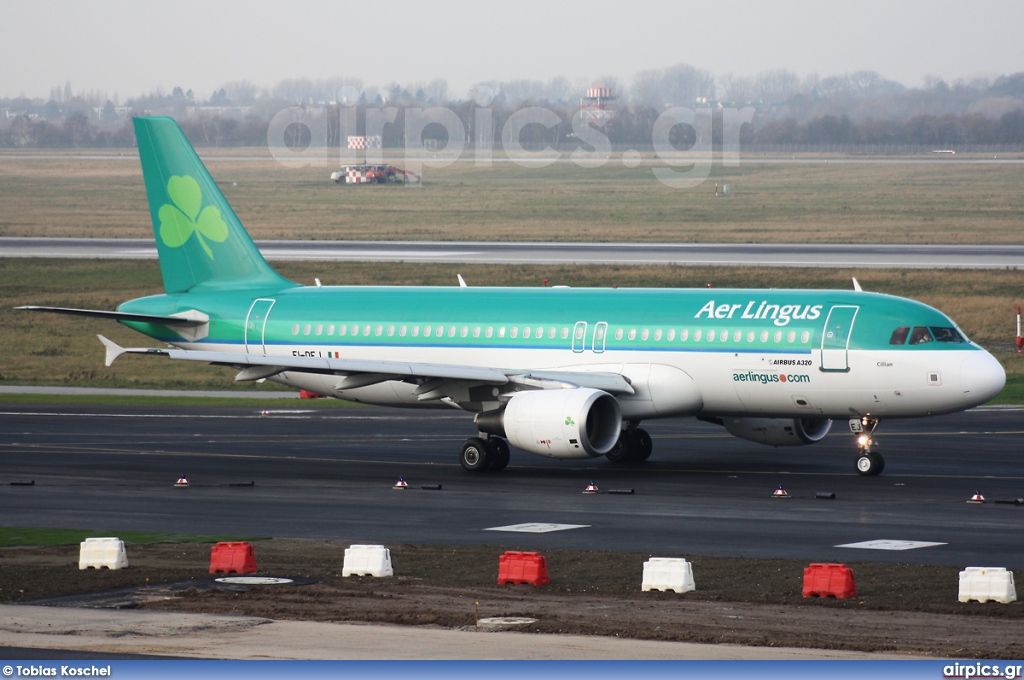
134,116 -> 294,294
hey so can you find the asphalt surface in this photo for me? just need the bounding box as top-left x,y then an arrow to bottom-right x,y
3,238 -> 1024,269
2,401 -> 1022,568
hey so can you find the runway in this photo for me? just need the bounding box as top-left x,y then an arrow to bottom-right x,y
3,237 -> 1024,269
2,402 -> 1022,567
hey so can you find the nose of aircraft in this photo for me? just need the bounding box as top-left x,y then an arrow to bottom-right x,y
961,350 -> 1006,406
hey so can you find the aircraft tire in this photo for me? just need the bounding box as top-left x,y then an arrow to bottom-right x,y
855,450 -> 884,476
460,437 -> 492,472
606,430 -> 636,463
488,438 -> 510,472
633,428 -> 653,462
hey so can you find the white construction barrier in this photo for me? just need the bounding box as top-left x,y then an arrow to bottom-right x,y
342,544 -> 393,577
642,557 -> 695,594
958,567 -> 1017,603
78,537 -> 128,570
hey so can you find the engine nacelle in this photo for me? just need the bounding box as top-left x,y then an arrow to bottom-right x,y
476,388 -> 622,459
723,417 -> 832,447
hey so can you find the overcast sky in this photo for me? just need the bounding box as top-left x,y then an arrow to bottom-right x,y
3,0 -> 1022,100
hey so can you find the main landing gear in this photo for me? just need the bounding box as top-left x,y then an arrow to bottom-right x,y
850,416 -> 884,476
459,436 -> 510,472
605,423 -> 653,464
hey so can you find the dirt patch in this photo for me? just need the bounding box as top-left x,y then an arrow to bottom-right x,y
3,539 -> 1021,658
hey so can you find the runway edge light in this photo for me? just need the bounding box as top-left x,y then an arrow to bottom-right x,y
393,477 -> 408,489
968,490 -> 986,504
174,475 -> 189,487
773,484 -> 790,498
583,481 -> 599,494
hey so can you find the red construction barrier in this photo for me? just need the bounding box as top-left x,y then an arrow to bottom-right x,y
497,551 -> 550,586
802,563 -> 856,599
209,541 -> 258,575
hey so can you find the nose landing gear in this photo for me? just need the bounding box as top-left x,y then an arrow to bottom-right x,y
850,416 -> 884,476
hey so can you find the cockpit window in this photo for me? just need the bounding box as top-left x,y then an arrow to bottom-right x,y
909,327 -> 934,344
889,327 -> 910,345
930,327 -> 965,343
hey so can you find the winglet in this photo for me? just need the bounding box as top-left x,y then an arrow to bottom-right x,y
97,335 -> 126,367
457,274 -> 468,288
852,277 -> 863,292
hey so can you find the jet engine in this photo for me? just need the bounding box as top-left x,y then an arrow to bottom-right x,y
723,417 -> 832,447
476,388 -> 622,459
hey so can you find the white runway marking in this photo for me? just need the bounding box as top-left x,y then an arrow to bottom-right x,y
835,539 -> 947,551
485,523 -> 590,534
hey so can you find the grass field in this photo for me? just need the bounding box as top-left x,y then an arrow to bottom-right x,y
1,151 -> 1022,243
1,259 -> 1021,401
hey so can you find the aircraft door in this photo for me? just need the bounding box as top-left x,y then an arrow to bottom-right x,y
593,321 -> 608,353
572,321 -> 588,353
820,305 -> 858,371
245,298 -> 276,354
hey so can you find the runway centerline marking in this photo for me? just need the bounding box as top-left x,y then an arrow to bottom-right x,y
835,540 -> 947,551
485,523 -> 590,533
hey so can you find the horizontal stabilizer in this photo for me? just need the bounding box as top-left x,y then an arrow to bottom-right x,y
18,306 -> 207,327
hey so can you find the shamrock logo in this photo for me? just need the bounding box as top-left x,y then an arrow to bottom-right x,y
158,175 -> 228,259
565,416 -> 575,426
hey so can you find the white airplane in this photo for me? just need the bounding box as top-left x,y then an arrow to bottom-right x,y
21,117 -> 1006,476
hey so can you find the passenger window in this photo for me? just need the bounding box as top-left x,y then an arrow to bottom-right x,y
303,324 -> 311,335
461,326 -> 468,338
628,329 -> 636,340
327,324 -> 335,336
615,328 -> 623,340
523,327 -> 531,339
931,327 -> 965,343
747,331 -> 755,343
707,330 -> 715,342
375,325 -> 383,337
400,325 -> 407,336
641,329 -> 649,341
774,331 -> 782,343
734,330 -> 742,342
498,327 -> 506,338
694,330 -> 702,341
760,330 -> 768,343
787,331 -> 795,343
680,329 -> 689,341
473,327 -> 481,338
889,327 -> 910,345
800,331 -> 810,343
668,329 -> 676,341
412,326 -> 420,337
561,328 -> 569,340
547,328 -> 555,339
291,324 -> 299,335
654,329 -> 662,341
388,325 -> 395,337
424,326 -> 432,337
511,327 -> 518,339
315,324 -> 323,336
909,327 -> 934,344
485,326 -> 493,338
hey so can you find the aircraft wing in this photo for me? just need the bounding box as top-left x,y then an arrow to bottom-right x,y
96,336 -> 635,396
